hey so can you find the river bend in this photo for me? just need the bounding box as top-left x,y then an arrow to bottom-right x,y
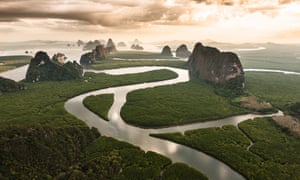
65,66 -> 285,180
0,65 -> 295,179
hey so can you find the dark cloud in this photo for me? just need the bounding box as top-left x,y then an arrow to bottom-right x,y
0,6 -> 128,27
0,17 -> 19,22
0,0 -> 299,29
0,0 -> 189,28
0,7 -> 103,25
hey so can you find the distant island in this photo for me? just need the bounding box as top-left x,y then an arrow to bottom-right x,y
188,42 -> 244,95
80,38 -> 118,65
25,51 -> 83,82
0,40 -> 299,180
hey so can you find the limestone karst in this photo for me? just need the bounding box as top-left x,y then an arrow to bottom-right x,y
176,44 -> 191,58
131,44 -> 144,50
25,51 -> 83,82
187,43 -> 244,92
130,39 -> 144,50
106,38 -> 117,54
80,44 -> 106,65
80,38 -> 117,65
161,46 -> 172,56
80,52 -> 94,65
77,40 -> 85,47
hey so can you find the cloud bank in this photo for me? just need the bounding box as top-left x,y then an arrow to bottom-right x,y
0,0 -> 299,43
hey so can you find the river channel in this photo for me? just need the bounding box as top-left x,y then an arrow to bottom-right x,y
1,65 -> 298,179
65,66 -> 286,180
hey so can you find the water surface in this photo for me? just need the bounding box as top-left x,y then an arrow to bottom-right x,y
1,65 -> 297,180
65,66 -> 287,180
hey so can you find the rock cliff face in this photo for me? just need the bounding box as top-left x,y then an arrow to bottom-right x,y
95,45 -> 106,60
26,51 -> 83,82
80,52 -> 95,65
188,43 -> 244,90
106,38 -> 117,54
52,53 -> 67,64
161,46 -> 172,56
0,77 -> 25,93
80,45 -> 106,65
176,44 -> 191,58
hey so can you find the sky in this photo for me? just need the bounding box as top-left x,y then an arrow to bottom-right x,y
0,0 -> 300,43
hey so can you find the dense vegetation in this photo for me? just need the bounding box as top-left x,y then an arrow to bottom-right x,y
92,59 -> 187,70
286,102 -> 300,118
81,137 -> 207,180
162,163 -> 208,180
0,127 -> 206,179
118,72 -> 300,128
0,55 -> 31,72
2,49 -> 299,179
0,69 -> 177,129
121,78 -> 248,127
0,126 -> 100,179
152,118 -> 300,179
214,76 -> 245,97
83,94 -> 114,121
0,69 -> 208,179
245,72 -> 300,112
239,118 -> 300,164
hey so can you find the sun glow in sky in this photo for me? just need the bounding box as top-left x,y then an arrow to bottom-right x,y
0,0 -> 299,43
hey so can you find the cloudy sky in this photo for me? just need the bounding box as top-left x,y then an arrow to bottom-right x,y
0,0 -> 299,43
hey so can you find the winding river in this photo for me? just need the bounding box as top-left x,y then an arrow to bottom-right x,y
1,65 -> 298,180
65,66 -> 285,180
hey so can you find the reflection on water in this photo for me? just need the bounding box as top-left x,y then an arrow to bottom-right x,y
66,66 -> 290,180
2,65 -> 297,180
